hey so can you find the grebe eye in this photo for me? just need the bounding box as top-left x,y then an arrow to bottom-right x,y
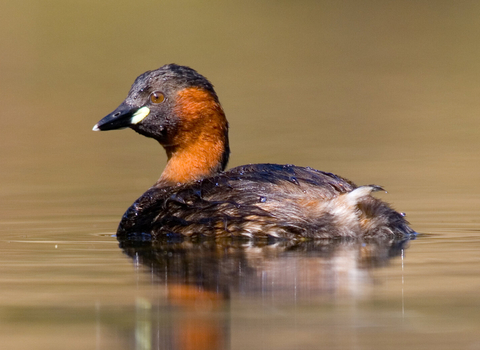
150,91 -> 165,104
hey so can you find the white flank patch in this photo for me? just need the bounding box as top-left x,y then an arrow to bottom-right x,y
327,186 -> 379,227
131,106 -> 150,124
345,186 -> 375,206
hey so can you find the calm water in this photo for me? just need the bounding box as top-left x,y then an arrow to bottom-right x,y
2,1 -> 480,349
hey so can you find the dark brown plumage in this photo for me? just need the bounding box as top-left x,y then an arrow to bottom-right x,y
93,64 -> 415,241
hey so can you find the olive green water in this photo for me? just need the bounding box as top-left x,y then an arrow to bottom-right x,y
2,1 -> 480,349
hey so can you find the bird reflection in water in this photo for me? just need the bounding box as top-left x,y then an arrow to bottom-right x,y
119,237 -> 410,350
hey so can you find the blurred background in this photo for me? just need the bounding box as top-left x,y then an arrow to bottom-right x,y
2,0 -> 480,223
1,1 -> 480,349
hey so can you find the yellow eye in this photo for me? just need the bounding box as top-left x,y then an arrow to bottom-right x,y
150,91 -> 165,104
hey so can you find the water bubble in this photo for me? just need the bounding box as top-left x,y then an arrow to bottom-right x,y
289,177 -> 300,185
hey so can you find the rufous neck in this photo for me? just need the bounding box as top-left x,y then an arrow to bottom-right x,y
156,88 -> 229,187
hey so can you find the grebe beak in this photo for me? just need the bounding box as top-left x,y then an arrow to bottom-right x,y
93,103 -> 150,131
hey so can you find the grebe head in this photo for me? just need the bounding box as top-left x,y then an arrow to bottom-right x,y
93,64 -> 230,185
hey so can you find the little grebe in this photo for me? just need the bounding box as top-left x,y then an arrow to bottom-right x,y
93,64 -> 414,240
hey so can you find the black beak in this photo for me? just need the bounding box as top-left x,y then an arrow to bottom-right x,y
93,102 -> 138,131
